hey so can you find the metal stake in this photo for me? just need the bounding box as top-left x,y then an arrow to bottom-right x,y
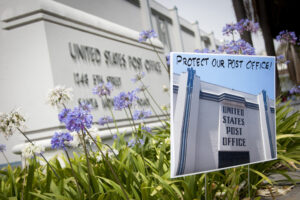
248,165 -> 251,198
205,173 -> 207,200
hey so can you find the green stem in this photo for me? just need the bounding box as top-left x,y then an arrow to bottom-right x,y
106,123 -> 114,137
33,155 -> 41,190
127,107 -> 147,175
84,128 -> 129,200
103,95 -> 120,134
149,39 -> 169,77
124,109 -> 135,136
21,159 -> 27,200
65,148 -> 82,198
87,141 -> 97,159
81,132 -> 92,200
103,143 -> 118,158
62,103 -> 67,109
140,80 -> 169,118
127,107 -> 138,133
17,128 -> 60,179
142,90 -> 166,127
1,152 -> 10,166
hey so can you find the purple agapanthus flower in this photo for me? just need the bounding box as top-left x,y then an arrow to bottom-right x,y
59,104 -> 93,132
236,19 -> 259,34
98,116 -> 113,126
138,30 -> 157,42
112,134 -> 118,140
222,23 -> 236,36
141,126 -> 152,133
276,30 -> 298,45
93,82 -> 113,97
131,72 -> 145,83
289,85 -> 300,95
113,90 -> 139,110
276,54 -> 290,64
0,144 -> 6,152
133,110 -> 151,120
51,132 -> 73,150
218,39 -> 255,55
127,138 -> 144,147
58,108 -> 71,123
223,19 -> 259,36
166,54 -> 170,65
128,139 -> 135,147
79,101 -> 92,112
139,139 -> 145,145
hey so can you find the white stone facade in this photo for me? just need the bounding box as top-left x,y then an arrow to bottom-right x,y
0,0 -> 222,167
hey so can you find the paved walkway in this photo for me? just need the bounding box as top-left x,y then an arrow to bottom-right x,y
260,185 -> 300,200
259,171 -> 300,200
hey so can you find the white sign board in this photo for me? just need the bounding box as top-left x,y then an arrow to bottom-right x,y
171,52 -> 276,178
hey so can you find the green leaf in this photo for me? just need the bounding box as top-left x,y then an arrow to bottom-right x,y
250,168 -> 273,185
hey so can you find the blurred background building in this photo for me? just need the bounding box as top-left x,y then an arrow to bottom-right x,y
54,0 -> 223,54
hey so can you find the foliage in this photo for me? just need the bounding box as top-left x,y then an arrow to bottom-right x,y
0,101 -> 300,199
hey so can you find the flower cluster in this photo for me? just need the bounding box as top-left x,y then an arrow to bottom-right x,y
58,103 -> 93,132
276,55 -> 290,65
237,19 -> 259,34
276,30 -> 298,45
289,85 -> 300,95
128,138 -> 145,147
218,39 -> 255,55
223,19 -> 259,36
138,30 -> 157,42
114,90 -> 139,110
222,23 -> 236,36
131,72 -> 145,83
0,144 -> 6,152
141,125 -> 152,133
98,116 -> 113,126
22,143 -> 45,159
0,109 -> 26,139
93,82 -> 113,97
51,132 -> 73,150
133,110 -> 151,120
47,86 -> 72,108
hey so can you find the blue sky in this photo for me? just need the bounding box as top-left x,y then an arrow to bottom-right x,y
172,53 -> 275,100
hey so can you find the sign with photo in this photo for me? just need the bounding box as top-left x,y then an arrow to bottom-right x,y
170,52 -> 276,178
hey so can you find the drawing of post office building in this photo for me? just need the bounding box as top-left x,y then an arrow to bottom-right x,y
171,68 -> 276,177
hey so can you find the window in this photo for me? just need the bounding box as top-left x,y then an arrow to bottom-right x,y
156,16 -> 172,51
201,36 -> 211,49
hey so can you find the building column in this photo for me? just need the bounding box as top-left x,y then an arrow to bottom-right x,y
192,21 -> 203,50
169,6 -> 184,51
140,0 -> 153,30
257,90 -> 275,160
209,31 -> 217,50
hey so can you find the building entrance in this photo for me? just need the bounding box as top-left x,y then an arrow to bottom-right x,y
218,151 -> 250,168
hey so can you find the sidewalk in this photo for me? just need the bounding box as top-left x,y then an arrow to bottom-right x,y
259,171 -> 300,200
